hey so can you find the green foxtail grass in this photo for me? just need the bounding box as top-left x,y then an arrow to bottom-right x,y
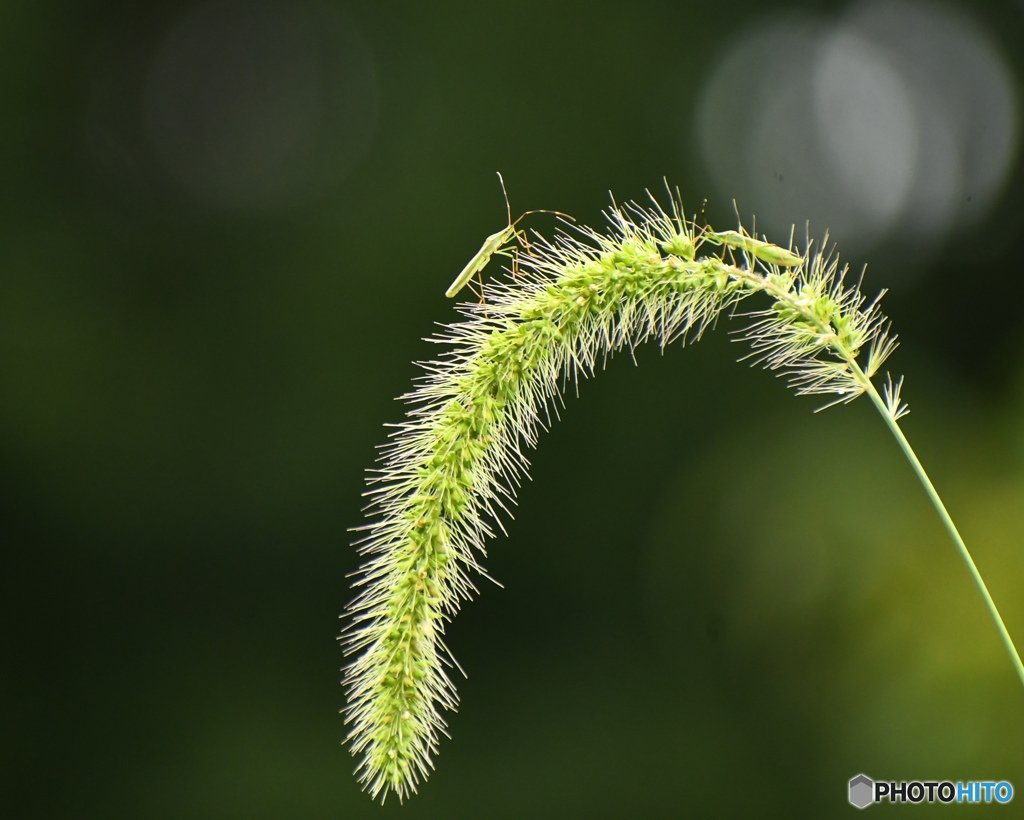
341,185 -> 1024,802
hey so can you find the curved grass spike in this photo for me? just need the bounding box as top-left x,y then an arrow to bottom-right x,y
342,184 -> 1024,803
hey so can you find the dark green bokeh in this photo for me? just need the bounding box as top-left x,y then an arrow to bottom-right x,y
3,1 -> 1024,817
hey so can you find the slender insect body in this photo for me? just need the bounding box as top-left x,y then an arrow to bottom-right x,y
703,228 -> 804,268
445,223 -> 521,298
445,173 -> 572,299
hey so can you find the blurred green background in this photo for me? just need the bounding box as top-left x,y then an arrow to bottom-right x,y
3,0 -> 1024,817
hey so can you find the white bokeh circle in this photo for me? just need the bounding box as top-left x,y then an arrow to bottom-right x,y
695,0 -> 1018,267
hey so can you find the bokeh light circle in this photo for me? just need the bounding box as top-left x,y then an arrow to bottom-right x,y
695,0 -> 1018,267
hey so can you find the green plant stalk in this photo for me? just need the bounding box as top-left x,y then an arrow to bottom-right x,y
750,255 -> 1024,687
861,375 -> 1024,688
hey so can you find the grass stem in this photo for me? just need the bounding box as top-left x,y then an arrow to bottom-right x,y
861,377 -> 1024,689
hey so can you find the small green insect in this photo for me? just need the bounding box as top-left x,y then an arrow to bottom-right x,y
702,228 -> 804,268
445,173 -> 571,299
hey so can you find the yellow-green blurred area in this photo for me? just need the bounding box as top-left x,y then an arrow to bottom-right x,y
3,0 -> 1024,816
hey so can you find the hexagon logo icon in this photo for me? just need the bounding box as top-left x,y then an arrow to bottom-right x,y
849,774 -> 874,809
